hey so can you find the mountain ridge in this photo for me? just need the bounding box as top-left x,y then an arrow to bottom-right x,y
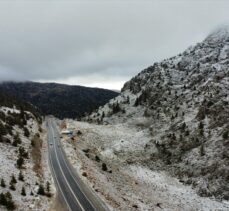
85,28 -> 229,200
0,81 -> 119,119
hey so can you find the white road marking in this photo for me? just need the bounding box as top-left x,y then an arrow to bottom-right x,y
50,123 -> 85,211
51,121 -> 97,211
48,144 -> 72,211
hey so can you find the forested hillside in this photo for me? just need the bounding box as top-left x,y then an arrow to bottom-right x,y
0,82 -> 119,119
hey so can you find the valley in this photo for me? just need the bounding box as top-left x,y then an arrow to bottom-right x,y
1,28 -> 229,211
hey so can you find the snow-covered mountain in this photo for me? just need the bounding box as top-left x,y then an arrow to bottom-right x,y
85,28 -> 229,201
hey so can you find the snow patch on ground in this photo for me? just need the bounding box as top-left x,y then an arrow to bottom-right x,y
60,120 -> 229,211
0,107 -> 55,210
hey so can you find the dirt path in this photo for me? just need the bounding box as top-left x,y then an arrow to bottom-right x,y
49,194 -> 68,211
31,133 -> 43,178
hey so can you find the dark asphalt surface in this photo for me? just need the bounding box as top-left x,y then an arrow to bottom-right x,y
47,119 -> 96,211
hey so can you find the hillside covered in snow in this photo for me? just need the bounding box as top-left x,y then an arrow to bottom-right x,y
78,28 -> 229,207
0,91 -> 54,210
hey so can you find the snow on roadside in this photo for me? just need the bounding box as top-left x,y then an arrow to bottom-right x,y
60,120 -> 229,211
0,108 -> 54,211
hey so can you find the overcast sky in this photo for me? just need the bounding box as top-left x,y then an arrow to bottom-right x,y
0,1 -> 229,90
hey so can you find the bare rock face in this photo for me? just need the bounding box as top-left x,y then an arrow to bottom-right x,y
86,28 -> 229,200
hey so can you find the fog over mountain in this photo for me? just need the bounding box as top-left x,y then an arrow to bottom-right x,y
0,1 -> 229,89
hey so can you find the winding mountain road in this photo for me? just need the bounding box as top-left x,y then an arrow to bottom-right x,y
47,118 -> 107,211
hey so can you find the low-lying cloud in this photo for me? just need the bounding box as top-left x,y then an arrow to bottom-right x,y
0,1 -> 229,89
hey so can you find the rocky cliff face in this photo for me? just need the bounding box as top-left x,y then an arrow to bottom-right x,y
85,28 -> 229,200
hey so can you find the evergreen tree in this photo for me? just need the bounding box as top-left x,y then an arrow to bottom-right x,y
11,175 -> 17,184
18,171 -> 24,181
46,181 -> 50,193
12,139 -> 18,147
223,130 -> 229,140
9,181 -> 16,191
198,121 -> 204,129
0,178 -> 6,188
23,127 -> 30,137
5,192 -> 16,210
37,184 -> 45,195
102,163 -> 108,171
21,187 -> 26,196
134,97 -> 139,106
19,146 -> 28,159
12,133 -> 21,147
15,133 -> 21,144
16,157 -> 24,169
0,193 -> 7,206
200,144 -> 205,156
0,122 -> 7,136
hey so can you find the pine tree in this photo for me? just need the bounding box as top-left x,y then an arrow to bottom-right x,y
11,175 -> 17,184
0,178 -> 6,188
16,157 -> 24,169
19,146 -> 28,159
0,193 -> 7,206
18,171 -> 24,181
0,122 -> 7,136
23,127 -> 30,137
12,133 -> 22,147
200,144 -> 205,156
9,181 -> 16,191
46,181 -> 50,193
1,178 -> 6,188
134,97 -> 139,106
21,187 -> 26,196
223,130 -> 229,140
12,139 -> 18,147
5,192 -> 16,210
102,163 -> 108,171
37,184 -> 45,195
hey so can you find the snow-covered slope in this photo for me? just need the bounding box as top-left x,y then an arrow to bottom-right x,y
0,94 -> 54,210
84,28 -> 229,201
62,120 -> 229,210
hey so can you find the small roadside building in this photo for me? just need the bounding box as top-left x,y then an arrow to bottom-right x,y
61,129 -> 73,135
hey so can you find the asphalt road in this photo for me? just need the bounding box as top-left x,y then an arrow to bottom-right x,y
47,118 -> 106,211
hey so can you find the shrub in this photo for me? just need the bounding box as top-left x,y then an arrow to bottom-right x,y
102,163 -> 108,171
82,172 -> 87,177
77,130 -> 82,135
